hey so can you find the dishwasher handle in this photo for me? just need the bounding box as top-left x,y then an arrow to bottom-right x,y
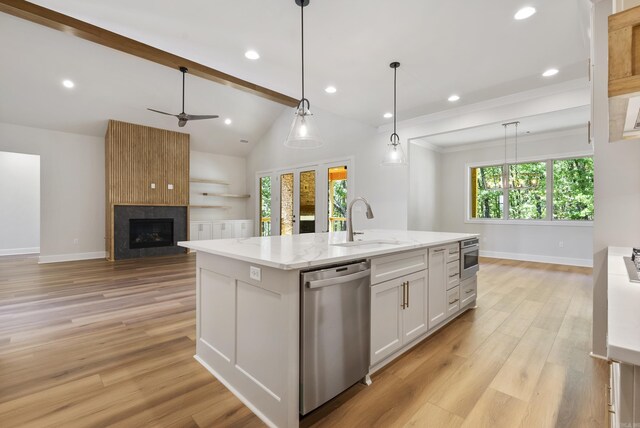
306,269 -> 371,289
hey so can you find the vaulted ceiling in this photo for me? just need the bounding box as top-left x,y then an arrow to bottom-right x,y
0,0 -> 591,154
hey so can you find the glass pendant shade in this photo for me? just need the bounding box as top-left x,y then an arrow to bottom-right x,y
284,106 -> 322,148
381,137 -> 407,166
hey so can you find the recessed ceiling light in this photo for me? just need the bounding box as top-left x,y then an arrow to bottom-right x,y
224,118 -> 232,125
383,112 -> 393,118
325,86 -> 337,94
514,6 -> 536,20
62,79 -> 75,88
448,94 -> 460,102
542,68 -> 559,77
244,50 -> 260,60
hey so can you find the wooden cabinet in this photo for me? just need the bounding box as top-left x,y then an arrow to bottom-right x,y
609,5 -> 640,97
370,270 -> 428,365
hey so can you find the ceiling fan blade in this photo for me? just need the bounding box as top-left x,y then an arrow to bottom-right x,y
147,108 -> 178,117
184,114 -> 219,121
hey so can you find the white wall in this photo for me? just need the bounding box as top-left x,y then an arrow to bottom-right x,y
246,106 -> 409,231
189,150 -> 248,221
408,143 -> 441,231
433,128 -> 594,267
0,151 -> 40,255
590,0 -> 640,357
0,122 -> 105,262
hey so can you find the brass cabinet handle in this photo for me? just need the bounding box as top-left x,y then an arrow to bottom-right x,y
406,281 -> 410,308
449,298 -> 459,305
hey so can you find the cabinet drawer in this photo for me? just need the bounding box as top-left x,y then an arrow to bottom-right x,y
371,249 -> 428,285
447,287 -> 460,317
447,261 -> 459,290
460,276 -> 477,307
446,243 -> 460,263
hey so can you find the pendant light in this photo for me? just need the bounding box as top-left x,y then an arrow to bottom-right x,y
502,121 -> 537,189
382,62 -> 407,166
284,0 -> 322,149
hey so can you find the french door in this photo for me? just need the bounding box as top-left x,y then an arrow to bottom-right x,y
258,159 -> 352,236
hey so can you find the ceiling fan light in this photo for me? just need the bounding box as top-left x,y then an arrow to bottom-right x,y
284,108 -> 322,148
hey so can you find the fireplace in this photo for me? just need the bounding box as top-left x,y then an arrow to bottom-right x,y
113,206 -> 187,260
129,218 -> 174,249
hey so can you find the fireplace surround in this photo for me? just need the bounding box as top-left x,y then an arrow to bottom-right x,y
113,206 -> 187,260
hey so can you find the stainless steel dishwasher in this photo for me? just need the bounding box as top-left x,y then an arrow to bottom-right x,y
300,260 -> 371,415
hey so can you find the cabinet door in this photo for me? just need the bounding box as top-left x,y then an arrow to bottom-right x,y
402,270 -> 428,344
189,222 -> 200,241
221,222 -> 235,239
211,222 -> 223,239
446,287 -> 460,318
198,222 -> 213,240
371,279 -> 403,365
240,221 -> 253,238
428,247 -> 447,329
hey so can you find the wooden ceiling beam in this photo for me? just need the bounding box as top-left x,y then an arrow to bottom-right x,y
0,0 -> 299,107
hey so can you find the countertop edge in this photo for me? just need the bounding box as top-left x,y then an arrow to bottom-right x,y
179,233 -> 478,271
607,246 -> 640,365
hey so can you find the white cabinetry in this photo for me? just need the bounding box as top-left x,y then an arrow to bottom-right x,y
428,243 -> 461,330
189,220 -> 254,241
370,250 -> 428,365
609,361 -> 640,428
190,222 -> 213,241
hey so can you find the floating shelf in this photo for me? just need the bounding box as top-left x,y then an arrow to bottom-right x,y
189,205 -> 232,209
201,192 -> 250,199
190,178 -> 230,185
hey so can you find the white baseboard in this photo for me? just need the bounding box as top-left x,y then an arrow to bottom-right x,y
480,250 -> 593,267
38,251 -> 106,264
0,247 -> 40,256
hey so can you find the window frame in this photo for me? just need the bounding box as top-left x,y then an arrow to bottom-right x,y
465,151 -> 594,227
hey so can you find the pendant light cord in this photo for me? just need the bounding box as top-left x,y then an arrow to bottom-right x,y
300,3 -> 305,111
182,69 -> 186,114
393,66 -> 397,137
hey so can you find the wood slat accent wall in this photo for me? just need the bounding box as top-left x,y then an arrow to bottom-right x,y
609,5 -> 640,96
105,120 -> 189,260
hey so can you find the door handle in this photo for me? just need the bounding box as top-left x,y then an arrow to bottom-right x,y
400,282 -> 405,309
306,269 -> 370,289
406,281 -> 409,308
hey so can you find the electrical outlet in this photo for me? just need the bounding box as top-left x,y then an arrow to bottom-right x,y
73,238 -> 79,245
250,266 -> 261,282
151,183 -> 156,189
559,241 -> 564,248
168,184 -> 174,190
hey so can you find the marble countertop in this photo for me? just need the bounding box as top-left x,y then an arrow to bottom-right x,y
178,229 -> 478,270
607,247 -> 640,365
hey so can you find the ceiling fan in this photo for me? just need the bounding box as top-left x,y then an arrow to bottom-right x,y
148,66 -> 218,127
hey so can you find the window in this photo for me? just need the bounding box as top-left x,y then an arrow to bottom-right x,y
553,157 -> 594,220
328,166 -> 348,232
469,156 -> 593,222
259,176 -> 271,236
470,165 -> 503,219
280,173 -> 294,236
508,162 -> 546,220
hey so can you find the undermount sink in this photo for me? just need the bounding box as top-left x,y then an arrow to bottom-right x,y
331,239 -> 408,248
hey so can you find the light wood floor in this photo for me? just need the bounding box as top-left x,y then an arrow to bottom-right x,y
0,254 -> 607,427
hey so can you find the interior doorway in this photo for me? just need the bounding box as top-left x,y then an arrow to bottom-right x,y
0,151 -> 40,255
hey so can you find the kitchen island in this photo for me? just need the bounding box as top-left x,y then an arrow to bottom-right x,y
179,229 -> 479,428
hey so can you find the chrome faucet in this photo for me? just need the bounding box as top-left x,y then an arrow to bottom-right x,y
347,197 -> 374,241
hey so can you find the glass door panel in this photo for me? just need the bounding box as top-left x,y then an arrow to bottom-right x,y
298,170 -> 316,234
259,176 -> 272,236
280,173 -> 294,236
328,166 -> 348,232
